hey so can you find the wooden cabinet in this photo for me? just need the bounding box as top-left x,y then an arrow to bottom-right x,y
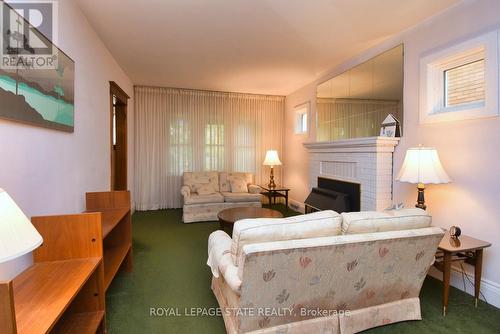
0,213 -> 106,334
0,190 -> 133,333
85,191 -> 133,290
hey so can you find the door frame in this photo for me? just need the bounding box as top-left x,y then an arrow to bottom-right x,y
110,81 -> 130,190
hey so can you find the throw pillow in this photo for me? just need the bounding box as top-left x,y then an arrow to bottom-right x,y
196,184 -> 215,195
230,178 -> 248,193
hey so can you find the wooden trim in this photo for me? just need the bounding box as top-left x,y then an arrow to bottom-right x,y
0,281 -> 16,334
110,81 -> 130,101
110,82 -> 128,191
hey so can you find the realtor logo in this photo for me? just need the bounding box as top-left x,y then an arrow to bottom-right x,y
1,0 -> 58,69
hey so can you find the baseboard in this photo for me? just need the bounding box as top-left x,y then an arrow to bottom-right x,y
288,199 -> 305,213
428,265 -> 500,309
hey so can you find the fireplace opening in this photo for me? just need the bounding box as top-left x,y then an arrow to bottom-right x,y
304,177 -> 360,213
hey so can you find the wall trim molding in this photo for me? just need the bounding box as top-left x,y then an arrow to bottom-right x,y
288,198 -> 305,213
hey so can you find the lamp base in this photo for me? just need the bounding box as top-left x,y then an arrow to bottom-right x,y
416,183 -> 427,210
268,166 -> 276,189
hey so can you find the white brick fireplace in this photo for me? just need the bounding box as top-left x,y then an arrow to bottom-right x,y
303,137 -> 400,211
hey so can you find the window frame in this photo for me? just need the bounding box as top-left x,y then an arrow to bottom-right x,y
419,30 -> 499,124
294,102 -> 310,135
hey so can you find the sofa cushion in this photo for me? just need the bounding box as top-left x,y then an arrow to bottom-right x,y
184,193 -> 224,205
341,208 -> 432,234
184,171 -> 220,192
196,184 -> 216,195
220,172 -> 254,192
221,192 -> 261,203
231,210 -> 342,265
230,178 -> 248,193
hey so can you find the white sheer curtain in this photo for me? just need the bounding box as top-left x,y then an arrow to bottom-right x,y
134,86 -> 285,210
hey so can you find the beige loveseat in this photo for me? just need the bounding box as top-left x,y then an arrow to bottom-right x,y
207,209 -> 444,334
181,171 -> 262,223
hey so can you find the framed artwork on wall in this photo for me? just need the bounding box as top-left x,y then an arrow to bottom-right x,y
0,1 -> 75,132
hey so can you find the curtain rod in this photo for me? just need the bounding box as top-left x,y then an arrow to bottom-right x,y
134,84 -> 285,99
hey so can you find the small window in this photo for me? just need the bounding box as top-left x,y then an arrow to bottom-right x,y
444,59 -> 485,107
419,31 -> 498,124
295,102 -> 309,134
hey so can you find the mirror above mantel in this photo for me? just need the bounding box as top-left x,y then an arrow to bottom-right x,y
316,44 -> 404,142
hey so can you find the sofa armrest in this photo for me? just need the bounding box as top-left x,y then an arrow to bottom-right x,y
248,184 -> 261,194
181,185 -> 191,199
207,230 -> 242,293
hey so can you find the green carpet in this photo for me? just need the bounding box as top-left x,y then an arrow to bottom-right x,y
106,205 -> 500,333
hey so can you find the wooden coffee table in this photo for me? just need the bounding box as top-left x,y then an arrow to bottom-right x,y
217,207 -> 283,234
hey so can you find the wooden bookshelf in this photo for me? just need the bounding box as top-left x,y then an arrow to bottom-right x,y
94,208 -> 129,238
52,311 -> 105,334
0,214 -> 106,334
85,191 -> 133,291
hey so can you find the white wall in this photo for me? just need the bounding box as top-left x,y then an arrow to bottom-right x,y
0,1 -> 134,277
284,0 -> 500,305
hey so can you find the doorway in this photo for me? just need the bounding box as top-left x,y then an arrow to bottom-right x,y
110,81 -> 129,191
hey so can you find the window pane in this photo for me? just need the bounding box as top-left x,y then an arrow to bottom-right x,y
204,124 -> 224,171
301,113 -> 308,132
169,119 -> 192,174
295,106 -> 308,134
445,59 -> 485,107
234,122 -> 255,172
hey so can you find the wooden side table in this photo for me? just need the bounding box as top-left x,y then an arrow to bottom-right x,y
433,231 -> 491,316
259,185 -> 290,207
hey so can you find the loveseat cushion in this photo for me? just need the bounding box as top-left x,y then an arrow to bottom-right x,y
231,210 -> 342,265
341,208 -> 431,234
184,193 -> 224,205
184,171 -> 220,192
219,172 -> 254,192
196,184 -> 216,195
230,178 -> 248,193
221,192 -> 262,203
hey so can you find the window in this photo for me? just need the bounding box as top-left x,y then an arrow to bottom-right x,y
420,31 -> 498,124
204,123 -> 225,171
294,102 -> 309,134
234,122 -> 256,173
170,119 -> 192,174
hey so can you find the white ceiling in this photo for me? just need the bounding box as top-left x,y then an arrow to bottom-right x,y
76,0 -> 459,96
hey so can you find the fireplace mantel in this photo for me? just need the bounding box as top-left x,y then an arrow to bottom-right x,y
303,137 -> 400,153
303,136 -> 400,211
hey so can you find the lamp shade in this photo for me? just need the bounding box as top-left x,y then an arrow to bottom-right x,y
0,189 -> 43,263
396,147 -> 451,184
263,150 -> 282,166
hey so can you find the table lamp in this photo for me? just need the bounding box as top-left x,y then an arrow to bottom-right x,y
263,150 -> 282,189
396,146 -> 451,210
0,188 -> 43,280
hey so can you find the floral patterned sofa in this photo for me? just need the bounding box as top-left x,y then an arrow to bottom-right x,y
207,209 -> 444,334
181,171 -> 262,223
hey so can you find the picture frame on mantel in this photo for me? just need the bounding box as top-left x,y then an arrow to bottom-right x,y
380,114 -> 401,137
0,1 -> 75,132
